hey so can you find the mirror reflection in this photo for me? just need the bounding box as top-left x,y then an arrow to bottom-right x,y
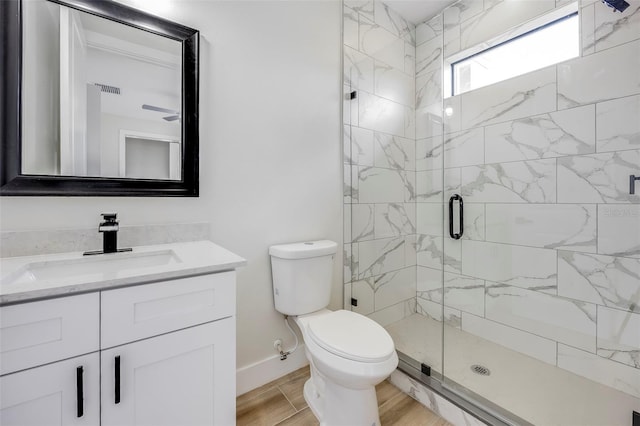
22,0 -> 182,180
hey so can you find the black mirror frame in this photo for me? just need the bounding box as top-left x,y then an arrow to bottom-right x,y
0,0 -> 199,196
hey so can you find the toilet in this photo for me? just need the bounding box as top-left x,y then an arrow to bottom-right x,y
269,240 -> 398,426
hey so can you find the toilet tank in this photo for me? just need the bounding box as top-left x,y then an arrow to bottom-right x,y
269,240 -> 337,316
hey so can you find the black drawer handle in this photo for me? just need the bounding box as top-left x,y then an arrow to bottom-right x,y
449,194 -> 464,240
76,366 -> 84,417
115,355 -> 121,404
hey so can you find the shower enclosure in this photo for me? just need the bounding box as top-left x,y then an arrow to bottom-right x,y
343,0 -> 640,424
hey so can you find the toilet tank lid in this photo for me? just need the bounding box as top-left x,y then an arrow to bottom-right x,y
269,240 -> 337,259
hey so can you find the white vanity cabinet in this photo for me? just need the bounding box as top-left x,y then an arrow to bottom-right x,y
0,269 -> 238,426
100,271 -> 236,426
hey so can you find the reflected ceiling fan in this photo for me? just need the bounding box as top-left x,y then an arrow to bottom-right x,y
142,104 -> 181,122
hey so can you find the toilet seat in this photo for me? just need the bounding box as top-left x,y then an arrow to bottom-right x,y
307,310 -> 394,363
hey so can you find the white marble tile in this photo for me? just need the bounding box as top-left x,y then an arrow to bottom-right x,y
349,126 -> 375,166
416,203 -> 443,236
460,67 -> 557,130
443,238 -> 462,274
443,95 -> 461,134
344,85 -> 352,126
443,0 -> 484,27
417,265 -> 442,295
415,103 -> 444,140
375,267 -> 416,310
485,204 -> 597,252
416,297 -> 461,328
351,203 -> 375,242
558,343 -> 640,398
461,159 -> 557,203
416,135 -> 443,171
484,105 -> 596,164
558,251 -> 640,313
417,168 -> 462,204
374,132 -> 415,170
343,125 -> 351,165
402,170 -> 416,203
581,3 -> 596,56
374,1 -> 415,44
344,164 -> 355,203
416,234 -> 444,269
443,273 -> 485,317
416,35 -> 442,77
374,62 -> 414,107
344,203 -> 351,245
351,278 -> 375,315
597,306 -> 640,369
486,283 -> 597,352
404,234 -> 417,268
404,41 -> 415,76
558,40 -> 640,108
357,166 -> 406,203
359,19 -> 406,71
374,203 -> 415,239
462,203 -> 485,241
596,94 -> 640,153
368,298 -> 416,326
358,91 -> 408,137
462,240 -> 557,293
598,205 -> 640,258
416,169 -> 443,203
461,312 -> 558,365
344,0 -> 374,21
344,46 -> 374,94
416,16 -> 443,46
389,370 -> 489,426
416,69 -> 442,111
593,0 -> 640,52
443,127 -> 484,168
344,7 -> 359,50
358,236 -> 406,278
459,0 -> 556,51
557,150 -> 640,203
344,244 -> 353,283
343,282 -> 352,310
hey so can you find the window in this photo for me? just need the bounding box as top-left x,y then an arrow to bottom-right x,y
448,5 -> 579,97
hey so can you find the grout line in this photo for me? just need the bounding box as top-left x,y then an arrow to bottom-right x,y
276,385 -> 299,413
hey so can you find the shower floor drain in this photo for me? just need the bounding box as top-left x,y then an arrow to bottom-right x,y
470,364 -> 491,376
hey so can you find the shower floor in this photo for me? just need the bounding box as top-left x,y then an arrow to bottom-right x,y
386,314 -> 640,426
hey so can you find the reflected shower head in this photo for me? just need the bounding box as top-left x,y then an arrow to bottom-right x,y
602,0 -> 629,12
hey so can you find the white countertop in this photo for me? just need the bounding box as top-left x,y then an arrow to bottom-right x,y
0,240 -> 246,305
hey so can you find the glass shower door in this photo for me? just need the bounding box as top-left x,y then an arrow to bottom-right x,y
438,1 -> 640,423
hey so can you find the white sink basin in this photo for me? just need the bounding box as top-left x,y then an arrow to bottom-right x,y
3,250 -> 182,286
0,241 -> 247,305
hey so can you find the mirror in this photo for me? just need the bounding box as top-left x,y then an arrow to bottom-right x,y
0,0 -> 199,196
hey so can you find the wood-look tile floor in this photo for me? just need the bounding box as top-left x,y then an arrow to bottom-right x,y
237,366 -> 452,426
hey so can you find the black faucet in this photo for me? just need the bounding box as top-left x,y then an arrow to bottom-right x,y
99,213 -> 120,254
84,213 -> 132,256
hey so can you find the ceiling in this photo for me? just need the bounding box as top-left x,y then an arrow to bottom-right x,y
384,0 -> 458,24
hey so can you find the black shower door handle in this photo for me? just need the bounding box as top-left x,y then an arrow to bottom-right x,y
449,194 -> 463,240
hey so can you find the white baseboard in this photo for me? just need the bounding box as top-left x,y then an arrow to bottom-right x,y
236,344 -> 309,396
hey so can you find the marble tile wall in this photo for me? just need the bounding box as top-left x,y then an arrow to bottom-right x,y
411,0 -> 640,400
343,0 -> 418,323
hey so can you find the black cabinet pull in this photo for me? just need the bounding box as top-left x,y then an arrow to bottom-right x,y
449,194 -> 464,240
76,366 -> 84,418
115,356 -> 121,404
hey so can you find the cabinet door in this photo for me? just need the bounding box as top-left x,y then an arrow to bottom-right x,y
101,318 -> 235,426
0,353 -> 100,426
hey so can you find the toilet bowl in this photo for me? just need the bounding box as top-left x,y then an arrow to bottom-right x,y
269,240 -> 398,426
295,310 -> 398,426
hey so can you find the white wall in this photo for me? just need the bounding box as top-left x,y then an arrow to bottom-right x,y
0,0 -> 342,376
